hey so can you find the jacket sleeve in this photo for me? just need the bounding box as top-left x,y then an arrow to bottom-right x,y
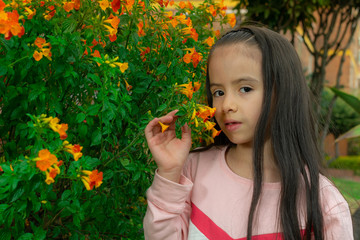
143,170 -> 193,240
321,182 -> 354,239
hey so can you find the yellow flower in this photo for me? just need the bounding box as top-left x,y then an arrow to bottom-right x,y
45,165 -> 60,185
98,0 -> 109,10
124,80 -> 132,91
204,121 -> 216,130
46,117 -> 68,140
158,121 -> 169,133
191,109 -> 196,120
63,141 -> 83,161
113,62 -> 129,73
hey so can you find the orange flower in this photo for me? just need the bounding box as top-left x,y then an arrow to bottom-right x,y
108,34 -> 117,42
179,1 -> 185,8
191,51 -> 202,68
25,7 -> 36,19
0,0 -> 5,11
124,0 -> 135,11
158,121 -> 169,133
0,9 -> 24,40
35,149 -> 59,172
74,0 -> 80,10
63,2 -> 75,12
227,13 -> 236,28
203,36 -> 214,47
34,37 -> 46,48
193,81 -> 201,92
182,27 -> 198,41
81,170 -> 103,190
33,50 -> 43,61
33,37 -> 52,61
197,106 -> 216,121
212,128 -> 221,138
168,18 -> 178,28
92,50 -> 101,66
111,0 -> 121,13
63,141 -> 83,161
45,165 -> 60,185
177,82 -> 194,100
137,22 -> 145,37
186,0 -> 193,10
183,48 -> 202,68
104,15 -> 120,29
208,5 -> 217,17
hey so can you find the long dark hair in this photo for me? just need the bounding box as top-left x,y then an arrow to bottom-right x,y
206,25 -> 324,240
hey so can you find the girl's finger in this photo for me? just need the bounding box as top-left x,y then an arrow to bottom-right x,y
157,110 -> 179,124
145,117 -> 161,139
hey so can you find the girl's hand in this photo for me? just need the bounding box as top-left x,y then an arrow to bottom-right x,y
145,110 -> 192,183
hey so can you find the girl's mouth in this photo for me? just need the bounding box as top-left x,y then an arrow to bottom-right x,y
225,122 -> 242,131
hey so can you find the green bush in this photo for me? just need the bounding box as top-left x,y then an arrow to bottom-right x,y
329,155 -> 360,175
0,0 -> 235,239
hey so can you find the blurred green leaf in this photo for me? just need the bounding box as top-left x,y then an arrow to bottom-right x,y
330,87 -> 360,114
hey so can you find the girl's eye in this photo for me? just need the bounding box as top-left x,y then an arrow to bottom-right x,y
240,87 -> 252,93
213,90 -> 224,97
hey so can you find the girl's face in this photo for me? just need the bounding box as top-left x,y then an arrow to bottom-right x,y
209,44 -> 263,145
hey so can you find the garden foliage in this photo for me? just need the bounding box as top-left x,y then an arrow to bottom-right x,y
0,0 -> 235,239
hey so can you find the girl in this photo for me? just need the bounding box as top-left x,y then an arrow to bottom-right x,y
143,25 -> 353,239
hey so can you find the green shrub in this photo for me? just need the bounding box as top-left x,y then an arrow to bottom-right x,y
0,0 -> 235,238
329,155 -> 360,175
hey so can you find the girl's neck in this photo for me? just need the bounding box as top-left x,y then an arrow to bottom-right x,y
226,141 -> 280,183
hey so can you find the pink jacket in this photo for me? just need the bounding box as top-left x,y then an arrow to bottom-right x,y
143,146 -> 353,239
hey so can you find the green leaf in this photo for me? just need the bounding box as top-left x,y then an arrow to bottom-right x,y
33,227 -> 46,240
75,113 -> 86,123
0,232 -> 11,240
120,158 -> 130,168
10,187 -> 24,202
87,73 -> 102,86
78,124 -> 88,137
156,64 -> 167,75
0,65 -> 7,75
91,129 -> 102,146
63,18 -> 77,33
330,87 -> 360,114
18,233 -> 34,240
336,124 -> 360,142
86,104 -> 101,116
0,204 -> 9,214
157,103 -> 167,113
84,157 -> 101,169
61,190 -> 72,201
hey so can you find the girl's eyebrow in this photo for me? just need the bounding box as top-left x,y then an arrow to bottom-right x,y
210,78 -> 259,87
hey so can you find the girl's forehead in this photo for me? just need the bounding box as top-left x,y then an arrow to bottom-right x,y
208,44 -> 263,85
211,43 -> 262,62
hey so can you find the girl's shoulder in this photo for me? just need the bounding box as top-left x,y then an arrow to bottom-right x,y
184,145 -> 228,172
318,174 -> 350,214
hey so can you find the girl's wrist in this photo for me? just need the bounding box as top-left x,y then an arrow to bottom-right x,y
157,168 -> 182,183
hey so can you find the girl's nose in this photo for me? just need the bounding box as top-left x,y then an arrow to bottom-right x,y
222,95 -> 238,113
